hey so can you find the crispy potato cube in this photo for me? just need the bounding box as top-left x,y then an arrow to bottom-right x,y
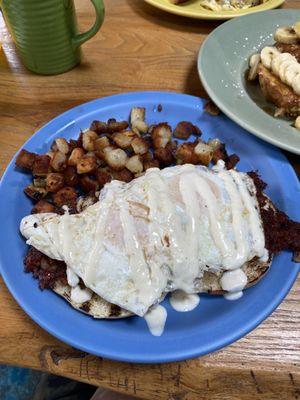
76,195 -> 97,213
46,173 -> 65,192
33,155 -> 51,176
90,121 -> 108,134
63,166 -> 78,187
95,168 -> 112,186
50,151 -> 67,172
31,200 -> 56,214
82,130 -> 98,152
207,138 -> 222,151
126,155 -> 143,174
204,100 -> 220,116
104,148 -> 128,171
15,149 -> 36,170
107,119 -> 129,133
144,159 -> 160,170
68,139 -> 78,151
142,151 -> 153,162
68,148 -> 85,166
77,155 -> 97,174
112,168 -> 134,183
131,137 -> 149,155
212,144 -> 228,165
194,142 -> 213,166
33,178 -> 46,188
151,123 -> 172,149
55,138 -> 69,154
94,136 -> 110,153
173,121 -> 201,140
79,175 -> 99,193
130,107 -> 148,134
53,187 -> 77,207
24,184 -> 47,201
154,143 -> 174,167
132,120 -> 148,135
46,150 -> 55,160
176,143 -> 198,165
226,154 -> 240,170
112,131 -> 135,149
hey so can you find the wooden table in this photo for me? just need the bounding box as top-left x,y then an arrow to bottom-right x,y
0,1 -> 299,399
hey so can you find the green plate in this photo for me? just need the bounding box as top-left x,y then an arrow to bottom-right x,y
198,10 -> 300,155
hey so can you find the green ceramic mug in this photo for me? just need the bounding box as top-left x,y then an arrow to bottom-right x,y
0,0 -> 105,75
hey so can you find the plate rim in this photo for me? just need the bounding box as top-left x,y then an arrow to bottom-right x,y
0,91 -> 299,363
143,0 -> 285,20
198,9 -> 300,155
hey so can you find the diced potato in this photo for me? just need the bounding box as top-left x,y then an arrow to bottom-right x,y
24,184 -> 47,201
50,151 -> 67,172
107,119 -> 129,133
90,121 -> 108,134
194,142 -> 213,166
144,159 -> 160,170
95,168 -> 112,186
154,144 -> 174,167
33,178 -> 46,188
173,121 -> 201,140
15,149 -> 36,170
112,168 -> 134,183
52,187 -> 77,207
79,175 -> 99,193
204,100 -> 220,116
77,155 -> 97,174
63,166 -> 78,187
226,154 -> 240,170
151,123 -> 172,149
94,137 -> 110,157
176,143 -> 198,165
46,173 -> 65,192
126,155 -> 143,174
33,155 -> 51,176
131,137 -> 149,155
130,107 -> 148,134
207,138 -> 222,151
82,130 -> 98,152
31,200 -> 56,214
67,148 -> 85,166
76,195 -> 97,213
112,131 -> 135,149
104,148 -> 128,171
55,138 -> 69,154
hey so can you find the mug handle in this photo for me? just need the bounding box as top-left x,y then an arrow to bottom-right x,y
72,0 -> 105,49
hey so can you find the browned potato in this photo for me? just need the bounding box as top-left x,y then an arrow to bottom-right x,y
90,121 -> 108,134
63,166 -> 78,187
204,100 -> 220,116
103,147 -> 128,170
77,132 -> 84,148
33,178 -> 46,188
76,195 -> 97,213
226,154 -> 240,170
194,142 -> 213,166
131,137 -> 149,155
77,155 -> 97,174
173,121 -> 201,140
130,107 -> 148,134
151,123 -> 172,149
31,200 -> 56,214
68,139 -> 78,151
82,130 -> 98,152
207,138 -> 222,151
46,173 -> 65,192
79,175 -> 99,193
55,138 -> 69,154
144,159 -> 160,170
107,119 -> 129,133
50,151 -> 67,172
142,151 -> 153,162
95,168 -> 112,186
33,155 -> 51,176
94,136 -> 110,152
176,143 -> 198,165
154,143 -> 174,167
112,131 -> 135,149
15,149 -> 36,170
112,168 -> 133,182
211,144 -> 228,164
126,155 -> 143,174
68,148 -> 85,166
53,187 -> 77,207
24,184 -> 47,201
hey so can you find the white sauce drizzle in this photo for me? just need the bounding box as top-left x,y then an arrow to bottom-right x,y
220,268 -> 247,300
169,290 -> 200,312
67,267 -> 79,287
144,305 -> 167,336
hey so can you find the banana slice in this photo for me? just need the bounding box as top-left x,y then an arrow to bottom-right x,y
248,53 -> 261,81
292,74 -> 300,96
293,22 -> 300,39
260,46 -> 280,69
274,26 -> 298,44
279,60 -> 294,84
295,116 -> 300,131
285,63 -> 300,87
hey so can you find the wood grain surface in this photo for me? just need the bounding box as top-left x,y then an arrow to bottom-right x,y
0,1 -> 299,399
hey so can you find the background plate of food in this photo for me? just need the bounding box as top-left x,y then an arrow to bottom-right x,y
0,92 -> 299,363
199,10 -> 300,154
144,0 -> 285,20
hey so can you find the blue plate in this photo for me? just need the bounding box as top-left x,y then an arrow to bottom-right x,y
0,92 -> 299,363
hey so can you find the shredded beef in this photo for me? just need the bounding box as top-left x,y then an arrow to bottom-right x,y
249,171 -> 300,254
